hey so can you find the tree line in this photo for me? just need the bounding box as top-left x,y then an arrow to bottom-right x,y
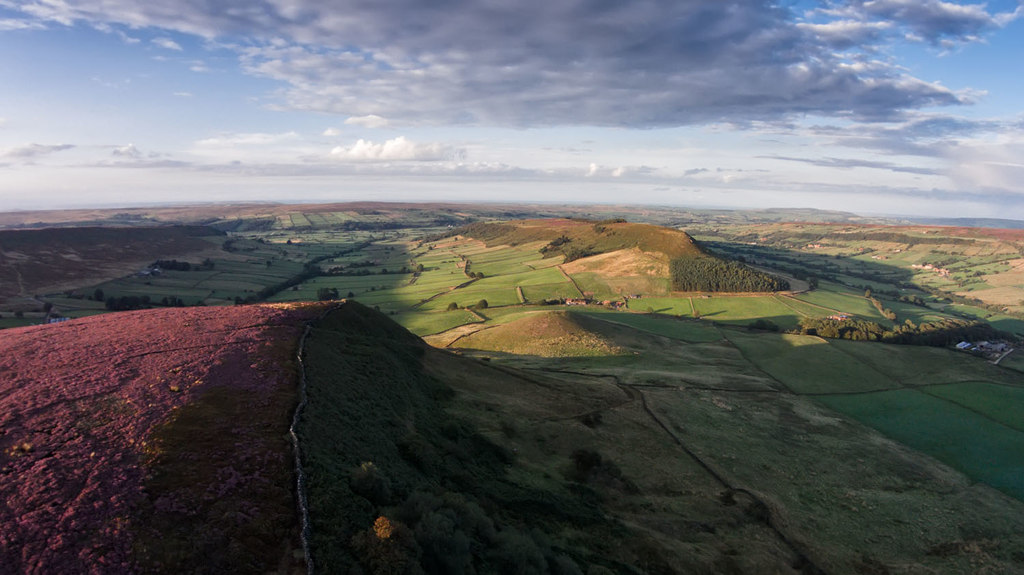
670,256 -> 789,292
798,316 -> 1013,346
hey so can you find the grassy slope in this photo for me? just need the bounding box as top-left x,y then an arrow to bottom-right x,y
300,303 -> 819,574
453,311 -> 626,357
434,306 -> 1024,568
300,302 -> 625,574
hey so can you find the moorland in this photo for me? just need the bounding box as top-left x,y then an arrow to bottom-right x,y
1,201 -> 1023,574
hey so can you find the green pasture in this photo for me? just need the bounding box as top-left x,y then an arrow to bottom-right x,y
793,283 -> 886,320
826,338 -> 1020,387
520,282 -> 581,302
420,286 -> 521,312
725,331 -> 898,394
628,296 -> 692,316
520,254 -> 563,269
817,389 -> 1024,501
773,295 -> 827,319
875,298 -> 953,325
923,382 -> 1024,432
391,309 -> 483,336
945,304 -> 1024,336
405,272 -> 466,290
1000,351 -> 1024,373
690,295 -> 806,329
0,317 -> 37,329
567,272 -> 614,298
492,266 -> 568,286
578,310 -> 723,343
466,246 -> 544,277
830,273 -> 902,293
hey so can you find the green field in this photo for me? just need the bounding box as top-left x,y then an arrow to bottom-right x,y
923,382 -> 1024,432
689,295 -> 809,329
392,309 -> 483,336
793,282 -> 888,322
577,310 -> 723,343
724,331 -> 899,394
817,389 -> 1024,500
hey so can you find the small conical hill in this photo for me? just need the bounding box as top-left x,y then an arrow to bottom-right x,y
453,311 -> 625,356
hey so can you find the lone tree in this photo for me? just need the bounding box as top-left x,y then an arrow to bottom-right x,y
446,302 -> 459,311
93,288 -> 104,302
475,299 -> 489,310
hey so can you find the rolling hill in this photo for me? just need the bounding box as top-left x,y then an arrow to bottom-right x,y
451,219 -> 789,294
0,226 -> 225,304
450,311 -> 626,357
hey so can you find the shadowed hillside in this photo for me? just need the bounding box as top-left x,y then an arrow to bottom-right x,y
0,226 -> 224,303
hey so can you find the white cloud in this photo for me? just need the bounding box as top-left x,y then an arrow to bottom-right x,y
4,0 -> 996,127
112,143 -> 143,158
116,29 -> 140,44
173,91 -> 193,98
344,115 -> 389,129
322,127 -> 341,136
1,143 -> 74,159
196,131 -> 300,147
152,37 -> 182,51
329,136 -> 458,161
0,18 -> 45,31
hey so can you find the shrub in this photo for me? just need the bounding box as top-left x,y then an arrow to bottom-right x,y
350,462 -> 392,506
475,299 -> 488,310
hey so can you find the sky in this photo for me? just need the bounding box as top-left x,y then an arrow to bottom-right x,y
1,0 -> 1023,219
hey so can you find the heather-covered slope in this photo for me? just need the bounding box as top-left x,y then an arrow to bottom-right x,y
0,303 -> 326,574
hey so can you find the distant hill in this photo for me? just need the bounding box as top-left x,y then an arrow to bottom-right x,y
453,218 -> 789,293
0,226 -> 224,303
904,217 -> 1024,230
453,218 -> 703,261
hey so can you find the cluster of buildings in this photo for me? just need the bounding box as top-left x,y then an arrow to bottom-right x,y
911,263 -> 951,277
136,267 -> 163,277
956,340 -> 1013,360
562,297 -> 628,310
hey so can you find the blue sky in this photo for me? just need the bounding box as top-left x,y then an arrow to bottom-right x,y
1,0 -> 1023,218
